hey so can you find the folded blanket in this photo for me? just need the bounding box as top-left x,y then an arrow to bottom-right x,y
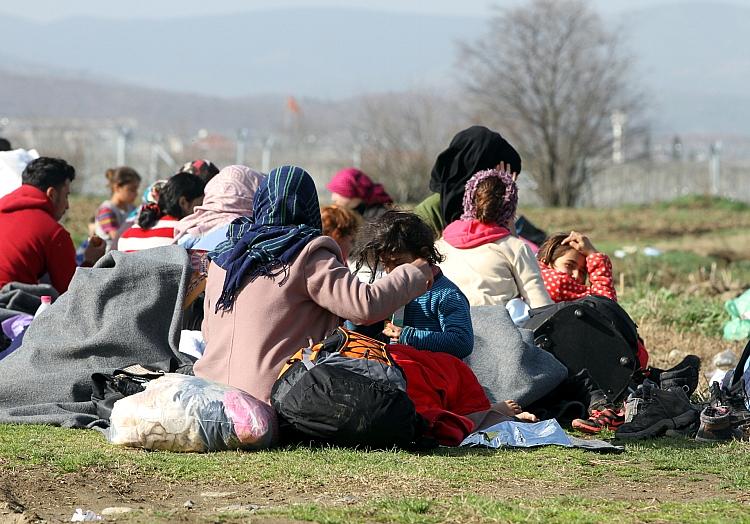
465,305 -> 567,407
0,246 -> 193,428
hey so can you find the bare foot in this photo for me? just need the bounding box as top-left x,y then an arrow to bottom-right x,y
515,411 -> 539,423
504,399 -> 522,415
494,400 -> 523,417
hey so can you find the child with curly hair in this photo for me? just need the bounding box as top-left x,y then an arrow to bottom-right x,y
355,210 -> 473,359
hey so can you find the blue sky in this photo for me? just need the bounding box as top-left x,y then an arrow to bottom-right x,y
4,0 -> 746,21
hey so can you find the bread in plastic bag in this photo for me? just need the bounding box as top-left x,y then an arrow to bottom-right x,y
108,373 -> 277,452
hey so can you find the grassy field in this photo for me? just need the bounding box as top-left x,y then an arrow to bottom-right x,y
2,195 -> 750,523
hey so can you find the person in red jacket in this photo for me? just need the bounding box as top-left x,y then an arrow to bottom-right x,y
0,157 -> 105,294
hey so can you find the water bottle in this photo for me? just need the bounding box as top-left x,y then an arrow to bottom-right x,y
35,295 -> 52,317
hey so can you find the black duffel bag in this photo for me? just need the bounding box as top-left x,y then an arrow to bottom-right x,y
523,296 -> 639,403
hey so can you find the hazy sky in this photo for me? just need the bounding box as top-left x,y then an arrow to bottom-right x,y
4,0 -> 745,21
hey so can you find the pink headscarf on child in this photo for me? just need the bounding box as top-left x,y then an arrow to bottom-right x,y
326,168 -> 393,206
173,165 -> 265,240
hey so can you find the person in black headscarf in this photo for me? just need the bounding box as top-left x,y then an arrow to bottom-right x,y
414,126 -> 522,236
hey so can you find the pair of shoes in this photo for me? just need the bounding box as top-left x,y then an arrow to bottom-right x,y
695,405 -> 744,443
659,355 -> 701,396
571,407 -> 625,434
615,382 -> 699,440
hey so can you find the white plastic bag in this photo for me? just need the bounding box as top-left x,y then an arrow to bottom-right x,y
108,374 -> 277,452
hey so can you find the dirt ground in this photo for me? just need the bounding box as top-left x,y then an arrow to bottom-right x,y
2,458 -> 748,523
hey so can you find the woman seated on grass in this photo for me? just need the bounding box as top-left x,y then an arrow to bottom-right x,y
437,166 -> 552,308
326,167 -> 393,220
194,165 -> 434,404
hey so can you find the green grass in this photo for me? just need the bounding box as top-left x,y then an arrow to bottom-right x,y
5,199 -> 750,523
260,497 -> 750,524
2,425 -> 750,523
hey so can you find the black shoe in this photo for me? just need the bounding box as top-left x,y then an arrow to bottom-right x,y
616,383 -> 699,440
664,418 -> 700,438
695,405 -> 744,443
569,368 -> 609,411
659,355 -> 701,396
721,381 -> 750,423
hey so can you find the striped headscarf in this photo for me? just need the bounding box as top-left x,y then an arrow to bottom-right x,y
210,165 -> 321,311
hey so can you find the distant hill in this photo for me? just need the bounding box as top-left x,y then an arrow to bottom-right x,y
0,69 -> 286,131
0,8 -> 481,98
0,3 -> 748,135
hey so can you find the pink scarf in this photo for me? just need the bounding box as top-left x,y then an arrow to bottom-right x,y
173,165 -> 264,240
326,167 -> 393,205
442,219 -> 511,249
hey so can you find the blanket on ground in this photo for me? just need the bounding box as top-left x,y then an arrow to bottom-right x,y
0,246 -> 193,428
389,345 -> 490,446
465,305 -> 567,407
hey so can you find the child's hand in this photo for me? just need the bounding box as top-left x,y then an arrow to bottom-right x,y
83,236 -> 106,266
562,231 -> 597,257
382,321 -> 402,342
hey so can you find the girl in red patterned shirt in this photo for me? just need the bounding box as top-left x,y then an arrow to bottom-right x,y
536,231 -> 616,302
537,230 -> 648,371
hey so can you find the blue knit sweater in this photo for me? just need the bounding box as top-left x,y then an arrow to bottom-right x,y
398,272 -> 473,358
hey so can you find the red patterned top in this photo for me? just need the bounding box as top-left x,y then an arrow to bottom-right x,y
539,252 -> 617,303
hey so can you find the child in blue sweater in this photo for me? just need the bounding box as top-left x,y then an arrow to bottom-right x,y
354,210 -> 473,358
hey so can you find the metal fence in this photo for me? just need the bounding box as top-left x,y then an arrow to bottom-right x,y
5,121 -> 750,207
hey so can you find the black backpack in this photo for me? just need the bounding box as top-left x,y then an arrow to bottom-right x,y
523,296 -> 640,403
270,328 -> 426,448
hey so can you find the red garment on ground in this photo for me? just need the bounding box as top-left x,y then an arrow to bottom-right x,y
389,344 -> 490,446
0,185 -> 76,293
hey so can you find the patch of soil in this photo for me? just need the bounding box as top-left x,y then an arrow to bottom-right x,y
2,457 -> 746,524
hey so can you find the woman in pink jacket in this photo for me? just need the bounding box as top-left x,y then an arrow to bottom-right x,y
195,165 -> 434,403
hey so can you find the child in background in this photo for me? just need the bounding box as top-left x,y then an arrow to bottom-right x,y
118,173 -> 205,252
179,159 -> 220,184
536,231 -> 616,302
354,210 -> 473,359
321,204 -> 360,261
95,167 -> 141,248
75,216 -> 97,266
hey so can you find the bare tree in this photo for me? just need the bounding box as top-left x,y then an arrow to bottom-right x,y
459,0 -> 641,206
351,91 -> 462,204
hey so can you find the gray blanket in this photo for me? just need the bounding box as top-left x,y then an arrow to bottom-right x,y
0,282 -> 59,322
465,306 -> 567,407
0,246 -> 193,428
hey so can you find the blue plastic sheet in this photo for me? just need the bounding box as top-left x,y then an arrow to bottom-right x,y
460,419 -> 624,453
